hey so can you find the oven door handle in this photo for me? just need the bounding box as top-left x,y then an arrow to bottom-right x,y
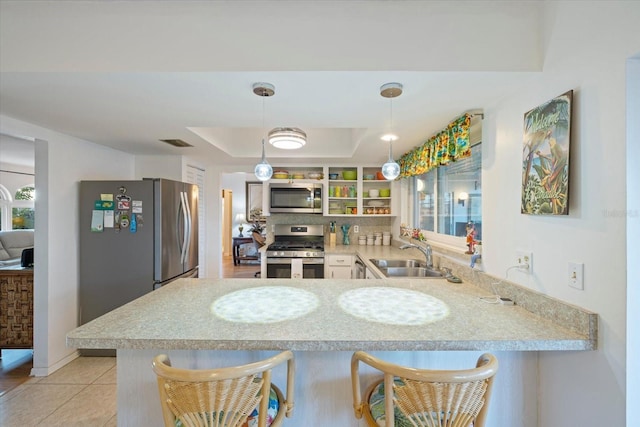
266,258 -> 325,265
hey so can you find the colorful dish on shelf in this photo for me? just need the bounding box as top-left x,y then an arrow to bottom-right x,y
379,188 -> 391,197
308,172 -> 323,180
367,200 -> 385,207
273,170 -> 289,179
328,173 -> 339,180
342,170 -> 357,180
292,173 -> 305,179
364,174 -> 375,180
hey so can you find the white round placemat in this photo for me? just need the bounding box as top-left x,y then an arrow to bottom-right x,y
212,286 -> 319,323
338,287 -> 449,325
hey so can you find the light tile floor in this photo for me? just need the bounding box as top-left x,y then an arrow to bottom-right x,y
0,354 -> 116,426
0,257 -> 250,426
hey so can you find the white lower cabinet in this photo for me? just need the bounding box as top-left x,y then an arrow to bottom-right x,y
365,266 -> 376,279
325,254 -> 353,279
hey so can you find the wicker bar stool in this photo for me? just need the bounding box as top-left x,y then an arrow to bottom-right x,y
152,351 -> 295,427
351,352 -> 498,427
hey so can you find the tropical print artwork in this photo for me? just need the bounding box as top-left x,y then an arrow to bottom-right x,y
521,90 -> 573,215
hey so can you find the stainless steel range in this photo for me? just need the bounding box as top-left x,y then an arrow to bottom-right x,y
266,225 -> 325,279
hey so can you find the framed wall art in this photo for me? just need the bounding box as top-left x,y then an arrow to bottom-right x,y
245,181 -> 265,222
521,90 -> 573,215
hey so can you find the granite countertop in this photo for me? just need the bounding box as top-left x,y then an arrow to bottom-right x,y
67,275 -> 595,352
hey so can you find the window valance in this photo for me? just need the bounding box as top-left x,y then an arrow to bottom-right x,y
398,113 -> 472,178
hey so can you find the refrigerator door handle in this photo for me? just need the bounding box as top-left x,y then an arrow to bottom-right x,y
184,190 -> 192,262
179,191 -> 189,264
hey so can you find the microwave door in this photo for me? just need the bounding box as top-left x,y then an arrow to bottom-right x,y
270,185 -> 321,213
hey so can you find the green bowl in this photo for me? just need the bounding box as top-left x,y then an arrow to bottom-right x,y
379,188 -> 391,197
342,170 -> 357,180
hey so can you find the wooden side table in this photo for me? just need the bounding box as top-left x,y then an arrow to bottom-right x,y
232,236 -> 258,265
0,267 -> 34,349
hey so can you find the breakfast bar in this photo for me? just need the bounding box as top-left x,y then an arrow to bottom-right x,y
67,277 -> 596,426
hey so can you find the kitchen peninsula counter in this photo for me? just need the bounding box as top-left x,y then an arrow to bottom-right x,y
67,277 -> 594,352
66,277 -> 596,426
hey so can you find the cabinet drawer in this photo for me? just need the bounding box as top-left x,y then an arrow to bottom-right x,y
325,254 -> 353,266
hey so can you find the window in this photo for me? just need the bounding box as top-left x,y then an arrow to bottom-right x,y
413,143 -> 482,245
12,185 -> 35,229
0,185 -> 10,231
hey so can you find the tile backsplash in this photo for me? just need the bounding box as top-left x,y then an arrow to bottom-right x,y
265,214 -> 393,244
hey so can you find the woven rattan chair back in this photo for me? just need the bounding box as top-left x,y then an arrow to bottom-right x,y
153,351 -> 295,427
351,352 -> 498,427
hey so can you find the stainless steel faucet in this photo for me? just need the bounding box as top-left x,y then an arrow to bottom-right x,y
399,243 -> 433,269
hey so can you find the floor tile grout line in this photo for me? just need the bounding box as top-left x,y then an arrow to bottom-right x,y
38,383 -> 117,426
0,383 -> 91,426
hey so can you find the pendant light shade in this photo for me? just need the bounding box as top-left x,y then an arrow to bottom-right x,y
253,83 -> 275,181
382,144 -> 401,180
254,138 -> 273,181
380,82 -> 402,180
268,127 -> 307,149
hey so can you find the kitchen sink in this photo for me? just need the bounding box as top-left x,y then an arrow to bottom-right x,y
369,259 -> 426,268
369,259 -> 444,278
379,267 -> 444,278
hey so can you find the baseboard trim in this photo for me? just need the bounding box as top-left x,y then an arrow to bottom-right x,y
30,350 -> 80,377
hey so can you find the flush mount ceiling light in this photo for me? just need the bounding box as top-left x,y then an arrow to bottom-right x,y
253,82 -> 275,181
268,127 -> 307,150
380,82 -> 402,180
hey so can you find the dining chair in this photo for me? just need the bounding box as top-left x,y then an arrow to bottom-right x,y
152,351 -> 295,427
351,351 -> 498,427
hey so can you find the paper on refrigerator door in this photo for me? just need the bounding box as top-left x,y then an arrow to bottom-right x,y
90,210 -> 104,232
291,258 -> 303,279
103,210 -> 114,228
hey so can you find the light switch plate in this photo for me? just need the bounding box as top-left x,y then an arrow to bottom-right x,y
353,225 -> 359,233
568,262 -> 584,290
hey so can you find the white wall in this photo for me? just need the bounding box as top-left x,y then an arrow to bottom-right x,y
134,155 -> 183,181
0,114 -> 135,375
626,56 -> 640,426
477,3 -> 638,425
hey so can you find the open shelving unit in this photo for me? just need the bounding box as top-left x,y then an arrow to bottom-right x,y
324,166 -> 396,217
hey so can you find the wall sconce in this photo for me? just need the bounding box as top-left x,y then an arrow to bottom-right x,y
458,192 -> 469,207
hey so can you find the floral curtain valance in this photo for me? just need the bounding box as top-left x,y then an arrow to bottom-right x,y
398,113 -> 472,178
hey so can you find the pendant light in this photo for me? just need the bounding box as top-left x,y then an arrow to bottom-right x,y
253,83 -> 275,181
380,82 -> 402,180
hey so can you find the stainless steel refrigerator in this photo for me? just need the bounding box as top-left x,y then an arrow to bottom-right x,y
79,178 -> 198,336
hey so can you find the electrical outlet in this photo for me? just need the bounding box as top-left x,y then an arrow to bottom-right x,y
568,262 -> 584,290
516,251 -> 533,273
353,225 -> 359,233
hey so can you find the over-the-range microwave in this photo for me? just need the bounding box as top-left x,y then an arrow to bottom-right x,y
269,183 -> 323,214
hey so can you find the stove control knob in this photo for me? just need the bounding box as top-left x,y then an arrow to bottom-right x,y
306,252 -> 311,257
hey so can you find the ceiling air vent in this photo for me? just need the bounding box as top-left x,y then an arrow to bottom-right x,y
159,139 -> 193,148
